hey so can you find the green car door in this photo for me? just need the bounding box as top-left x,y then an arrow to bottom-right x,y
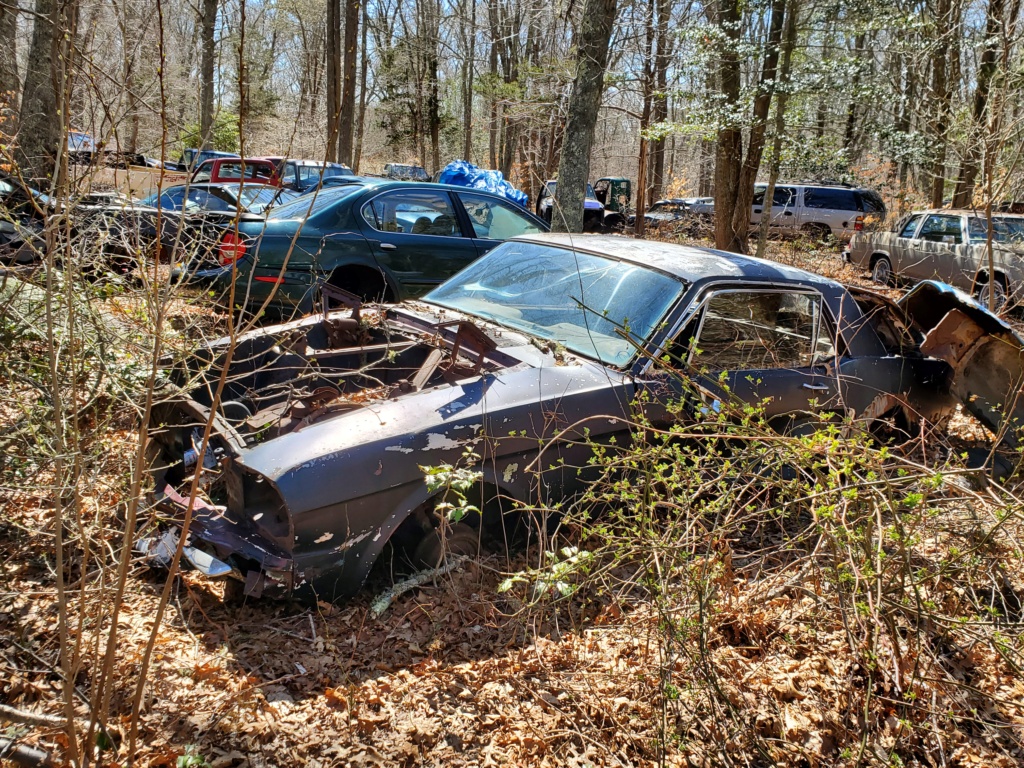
357,188 -> 479,297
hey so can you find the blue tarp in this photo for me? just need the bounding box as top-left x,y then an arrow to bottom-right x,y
437,160 -> 529,208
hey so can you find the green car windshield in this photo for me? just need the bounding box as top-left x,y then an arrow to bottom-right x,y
266,184 -> 363,220
425,241 -> 684,367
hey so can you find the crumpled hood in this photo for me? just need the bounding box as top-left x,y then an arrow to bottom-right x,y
901,280 -> 1024,449
237,355 -> 628,514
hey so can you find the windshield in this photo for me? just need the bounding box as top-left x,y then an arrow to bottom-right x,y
968,216 -> 1024,245
545,181 -> 597,200
425,241 -> 685,367
266,184 -> 362,220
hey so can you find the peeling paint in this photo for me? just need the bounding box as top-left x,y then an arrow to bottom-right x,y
385,445 -> 414,453
315,532 -> 334,544
503,463 -> 518,483
423,432 -> 462,451
338,529 -> 373,551
252,513 -> 264,521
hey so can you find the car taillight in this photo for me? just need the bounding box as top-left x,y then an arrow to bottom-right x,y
854,216 -> 864,231
218,232 -> 247,265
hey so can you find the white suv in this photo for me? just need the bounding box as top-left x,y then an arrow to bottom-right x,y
690,183 -> 887,240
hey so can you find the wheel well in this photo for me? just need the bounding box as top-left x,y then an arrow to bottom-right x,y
975,270 -> 1007,287
327,264 -> 395,302
869,252 -> 891,268
381,480 -> 531,568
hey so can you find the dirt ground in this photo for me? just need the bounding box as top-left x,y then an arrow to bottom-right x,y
2,237 -> 1023,767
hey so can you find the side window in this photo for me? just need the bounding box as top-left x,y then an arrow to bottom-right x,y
804,188 -> 857,210
899,214 -> 923,238
362,190 -> 460,236
774,187 -> 795,207
918,214 -> 963,244
279,163 -> 297,186
859,190 -> 886,213
457,193 -> 543,240
753,186 -> 796,207
688,291 -> 832,371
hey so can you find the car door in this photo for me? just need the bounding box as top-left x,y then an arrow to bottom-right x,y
751,185 -> 798,233
660,287 -> 840,430
799,187 -> 859,237
891,213 -> 925,275
453,191 -> 546,254
912,213 -> 962,282
357,188 -> 478,296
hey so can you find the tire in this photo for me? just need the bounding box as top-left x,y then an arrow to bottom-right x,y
412,522 -> 479,570
975,276 -> 1008,313
871,256 -> 893,286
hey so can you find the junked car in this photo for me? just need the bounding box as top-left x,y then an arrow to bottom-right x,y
684,184 -> 886,241
181,179 -> 548,312
141,234 -> 1024,603
847,209 -> 1024,311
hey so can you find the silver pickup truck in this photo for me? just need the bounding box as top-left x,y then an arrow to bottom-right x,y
848,209 -> 1024,311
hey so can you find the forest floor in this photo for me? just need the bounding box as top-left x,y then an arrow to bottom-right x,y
2,236 -> 1023,767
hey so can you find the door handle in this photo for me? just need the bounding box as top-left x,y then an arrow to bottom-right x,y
379,243 -> 397,251
784,211 -> 793,216
802,382 -> 830,391
753,208 -> 762,214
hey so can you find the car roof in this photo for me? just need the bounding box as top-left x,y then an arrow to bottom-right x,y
510,233 -> 843,290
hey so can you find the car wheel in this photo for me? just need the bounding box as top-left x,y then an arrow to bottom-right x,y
976,276 -> 1008,313
412,522 -> 479,570
871,256 -> 893,286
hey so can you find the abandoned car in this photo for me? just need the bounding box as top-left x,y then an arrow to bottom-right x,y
848,209 -> 1024,311
141,234 -> 1024,602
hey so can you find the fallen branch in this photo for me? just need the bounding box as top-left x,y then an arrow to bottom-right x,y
0,704 -> 65,729
0,737 -> 54,768
369,556 -> 469,618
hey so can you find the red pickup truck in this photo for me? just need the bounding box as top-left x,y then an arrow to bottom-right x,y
190,158 -> 281,187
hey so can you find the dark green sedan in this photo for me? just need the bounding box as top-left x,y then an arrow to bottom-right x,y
188,179 -> 547,314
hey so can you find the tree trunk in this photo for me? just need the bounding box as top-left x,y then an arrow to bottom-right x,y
551,0 -> 618,232
952,0 -> 1003,207
325,0 -> 341,161
17,0 -> 61,181
755,0 -> 798,259
337,0 -> 359,164
715,0 -> 786,253
199,0 -> 218,148
929,0 -> 951,208
843,32 -> 865,159
462,0 -> 475,161
0,0 -> 19,116
353,0 -> 368,172
649,0 -> 671,203
728,0 -> 786,251
712,0 -> 742,249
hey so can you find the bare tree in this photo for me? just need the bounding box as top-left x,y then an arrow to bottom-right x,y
551,0 -> 618,232
338,0 -> 359,163
199,0 -> 218,147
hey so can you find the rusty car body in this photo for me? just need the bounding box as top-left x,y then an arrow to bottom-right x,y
141,234 -> 1024,602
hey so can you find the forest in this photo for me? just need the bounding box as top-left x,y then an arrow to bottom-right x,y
2,0 -> 1024,764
